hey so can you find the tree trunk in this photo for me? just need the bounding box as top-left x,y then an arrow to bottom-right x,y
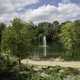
18,56 -> 21,69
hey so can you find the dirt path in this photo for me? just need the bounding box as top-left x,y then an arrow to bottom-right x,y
21,59 -> 80,69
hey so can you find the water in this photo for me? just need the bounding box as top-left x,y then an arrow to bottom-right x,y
43,36 -> 47,56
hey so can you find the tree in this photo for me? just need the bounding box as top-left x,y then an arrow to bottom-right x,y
53,21 -> 59,29
60,21 -> 80,59
0,23 -> 6,52
2,18 -> 34,66
34,21 -> 60,44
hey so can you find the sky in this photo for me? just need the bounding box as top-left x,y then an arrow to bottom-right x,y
0,0 -> 80,24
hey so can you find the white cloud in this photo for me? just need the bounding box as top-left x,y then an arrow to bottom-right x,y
21,3 -> 80,24
24,5 -> 57,20
12,0 -> 39,7
0,0 -> 39,23
56,3 -> 80,22
0,0 -> 14,14
0,0 -> 80,24
10,0 -> 39,11
0,0 -> 39,13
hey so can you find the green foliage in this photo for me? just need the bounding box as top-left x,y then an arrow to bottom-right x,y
29,66 -> 80,80
60,21 -> 80,60
2,18 -> 36,65
35,21 -> 60,44
0,53 -> 17,71
0,52 -> 80,80
1,17 -> 80,80
0,53 -> 18,80
0,17 -> 80,60
2,18 -> 34,58
0,23 -> 6,52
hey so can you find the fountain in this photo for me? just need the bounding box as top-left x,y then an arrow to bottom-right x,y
43,35 -> 47,56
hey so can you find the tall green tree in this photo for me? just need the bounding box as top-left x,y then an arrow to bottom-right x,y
60,21 -> 80,59
2,18 -> 34,65
35,21 -> 60,45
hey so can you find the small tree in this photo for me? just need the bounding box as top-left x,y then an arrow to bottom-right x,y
2,18 -> 34,66
60,21 -> 80,59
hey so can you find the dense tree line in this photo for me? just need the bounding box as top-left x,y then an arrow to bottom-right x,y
0,18 -> 80,60
60,20 -> 80,60
0,18 -> 80,80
